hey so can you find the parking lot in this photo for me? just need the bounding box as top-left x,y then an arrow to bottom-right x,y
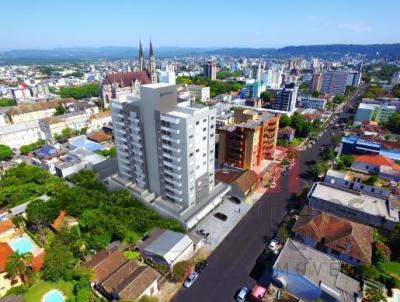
190,193 -> 263,250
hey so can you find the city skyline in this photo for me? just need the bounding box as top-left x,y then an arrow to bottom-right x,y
2,0 -> 400,50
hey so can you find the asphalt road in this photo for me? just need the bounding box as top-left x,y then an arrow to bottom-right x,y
173,88 -> 363,302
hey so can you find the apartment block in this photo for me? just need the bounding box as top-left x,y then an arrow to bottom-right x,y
218,109 -> 280,169
111,83 -> 219,211
320,71 -> 348,96
186,84 -> 210,102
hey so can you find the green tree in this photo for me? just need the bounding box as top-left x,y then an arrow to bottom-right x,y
59,83 -> 100,99
333,95 -> 345,103
0,144 -> 13,161
312,161 -> 329,177
372,241 -> 391,263
5,252 -> 33,283
387,112 -> 400,134
279,114 -> 291,128
19,145 -> 32,155
42,236 -> 76,281
320,147 -> 335,161
393,84 -> 400,98
0,98 -> 16,107
260,91 -> 274,103
311,91 -> 320,97
364,175 -> 378,186
364,287 -> 386,302
54,105 -> 66,115
338,154 -> 354,167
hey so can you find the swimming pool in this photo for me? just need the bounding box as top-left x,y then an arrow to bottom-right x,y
43,289 -> 65,302
10,237 -> 33,254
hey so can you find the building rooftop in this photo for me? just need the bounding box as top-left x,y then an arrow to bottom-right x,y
137,228 -> 192,265
0,120 -> 39,135
309,182 -> 399,223
293,205 -> 373,263
274,239 -> 360,301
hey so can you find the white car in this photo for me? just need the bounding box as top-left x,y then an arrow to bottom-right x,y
183,272 -> 198,288
236,287 -> 251,302
268,239 -> 279,254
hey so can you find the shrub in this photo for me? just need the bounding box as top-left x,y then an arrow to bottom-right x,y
172,261 -> 192,282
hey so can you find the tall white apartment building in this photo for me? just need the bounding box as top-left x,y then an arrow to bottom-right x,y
392,72 -> 400,85
111,83 -> 219,211
261,67 -> 283,89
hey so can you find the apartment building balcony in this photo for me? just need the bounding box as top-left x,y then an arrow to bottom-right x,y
162,144 -> 181,153
161,126 -> 180,135
161,115 -> 180,125
164,169 -> 182,179
162,152 -> 181,162
165,184 -> 183,195
164,176 -> 182,187
165,192 -> 183,203
161,135 -> 180,144
163,160 -> 181,170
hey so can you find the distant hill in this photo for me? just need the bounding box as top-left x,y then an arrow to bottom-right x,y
0,44 -> 400,64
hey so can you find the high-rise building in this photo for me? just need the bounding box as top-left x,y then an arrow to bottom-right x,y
310,72 -> 322,93
346,72 -> 362,87
218,109 -> 280,169
251,63 -> 262,81
392,72 -> 400,85
261,67 -> 283,89
320,71 -> 348,96
111,83 -> 218,211
272,83 -> 298,114
240,82 -> 261,99
203,61 -> 217,80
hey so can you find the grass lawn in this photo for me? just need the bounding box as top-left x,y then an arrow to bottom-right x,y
289,138 -> 304,146
381,262 -> 400,278
123,250 -> 140,260
24,280 -> 74,302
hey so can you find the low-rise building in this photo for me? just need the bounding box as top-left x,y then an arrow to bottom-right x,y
293,205 -> 373,265
308,182 -> 399,230
351,154 -> 400,180
88,111 -> 112,132
6,100 -> 61,124
186,84 -> 210,102
324,169 -> 391,198
83,242 -> 160,301
298,96 -> 327,110
53,147 -> 106,178
39,111 -> 88,141
136,228 -> 200,269
272,239 -> 360,302
215,169 -> 260,202
354,103 -> 396,125
0,120 -> 45,149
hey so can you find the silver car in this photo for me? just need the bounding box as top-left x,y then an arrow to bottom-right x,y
183,272 -> 198,288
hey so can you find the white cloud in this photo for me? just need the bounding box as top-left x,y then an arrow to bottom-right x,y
338,22 -> 371,33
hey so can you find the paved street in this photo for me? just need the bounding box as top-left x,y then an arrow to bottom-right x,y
173,89 -> 363,302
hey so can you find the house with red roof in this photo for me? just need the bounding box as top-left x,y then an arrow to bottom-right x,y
351,154 -> 400,176
0,220 -> 16,240
293,206 -> 373,265
0,242 -> 13,272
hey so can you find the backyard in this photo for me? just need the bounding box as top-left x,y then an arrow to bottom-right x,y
24,280 -> 74,302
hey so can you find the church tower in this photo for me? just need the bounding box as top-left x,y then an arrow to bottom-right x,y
139,40 -> 145,71
149,40 -> 157,83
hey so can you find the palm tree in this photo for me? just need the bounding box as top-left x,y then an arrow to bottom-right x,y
5,252 -> 33,283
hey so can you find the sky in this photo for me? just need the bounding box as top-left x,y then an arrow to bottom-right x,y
1,0 -> 399,50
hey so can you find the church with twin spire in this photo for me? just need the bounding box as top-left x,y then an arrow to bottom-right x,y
100,40 -> 157,108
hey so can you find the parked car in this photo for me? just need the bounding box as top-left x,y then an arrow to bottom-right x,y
214,212 -> 228,221
236,287 -> 251,302
268,239 -> 280,254
195,260 -> 208,273
183,272 -> 199,288
229,196 -> 241,204
196,229 -> 209,238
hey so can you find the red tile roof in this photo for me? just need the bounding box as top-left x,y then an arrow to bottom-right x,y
354,154 -> 400,170
32,251 -> 45,272
102,71 -> 151,87
0,242 -> 13,272
293,206 -> 373,263
87,131 -> 112,143
0,220 -> 15,235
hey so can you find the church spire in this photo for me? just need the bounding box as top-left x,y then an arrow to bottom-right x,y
149,40 -> 157,83
139,39 -> 145,71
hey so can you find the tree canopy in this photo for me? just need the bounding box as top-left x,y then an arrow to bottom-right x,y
59,83 -> 99,99
0,144 -> 13,161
